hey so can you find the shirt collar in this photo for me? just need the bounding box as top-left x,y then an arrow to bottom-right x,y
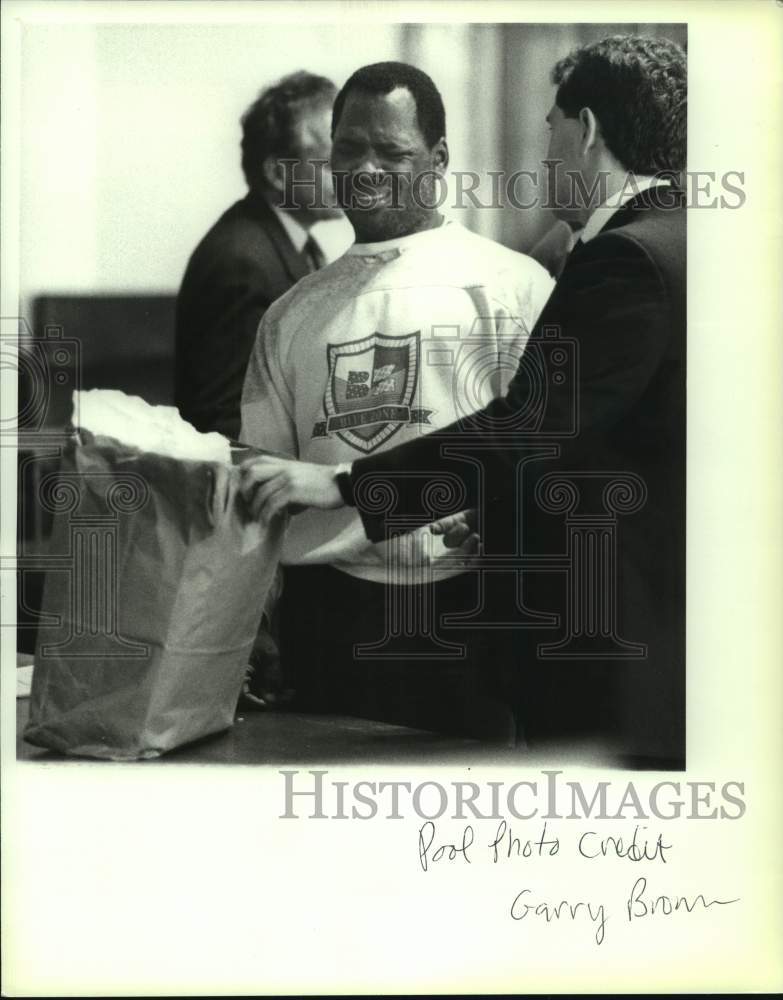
581,175 -> 670,244
271,204 -> 311,254
346,217 -> 451,257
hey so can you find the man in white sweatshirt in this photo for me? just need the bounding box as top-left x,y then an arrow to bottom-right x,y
240,62 -> 553,741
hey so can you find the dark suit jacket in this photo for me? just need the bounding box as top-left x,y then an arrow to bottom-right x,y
350,187 -> 686,763
175,191 -> 310,439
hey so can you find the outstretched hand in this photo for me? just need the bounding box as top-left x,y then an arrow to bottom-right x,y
429,508 -> 480,552
239,455 -> 343,525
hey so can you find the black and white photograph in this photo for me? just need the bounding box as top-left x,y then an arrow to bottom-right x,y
2,0 -> 781,995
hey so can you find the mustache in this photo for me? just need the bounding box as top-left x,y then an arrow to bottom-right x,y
333,170 -> 406,206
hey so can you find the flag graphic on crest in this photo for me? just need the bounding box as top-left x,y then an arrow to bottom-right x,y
312,331 -> 433,453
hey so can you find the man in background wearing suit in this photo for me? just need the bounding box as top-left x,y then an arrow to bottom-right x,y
175,70 -> 348,441
239,35 -> 688,766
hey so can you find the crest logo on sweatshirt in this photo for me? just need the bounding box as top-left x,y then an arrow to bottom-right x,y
312,331 -> 432,453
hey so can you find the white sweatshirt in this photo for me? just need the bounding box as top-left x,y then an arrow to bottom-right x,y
240,219 -> 554,583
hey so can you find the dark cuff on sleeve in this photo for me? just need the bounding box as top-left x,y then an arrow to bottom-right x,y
335,468 -> 356,508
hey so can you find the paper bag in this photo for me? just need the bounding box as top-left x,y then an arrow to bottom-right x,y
24,431 -> 282,760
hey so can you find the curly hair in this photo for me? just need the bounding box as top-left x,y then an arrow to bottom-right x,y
241,71 -> 336,189
552,35 -> 687,174
331,61 -> 446,147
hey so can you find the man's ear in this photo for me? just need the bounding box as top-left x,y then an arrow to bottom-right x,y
431,137 -> 449,175
261,156 -> 285,193
578,107 -> 600,157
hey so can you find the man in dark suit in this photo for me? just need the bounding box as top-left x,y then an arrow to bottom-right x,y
528,219 -> 583,279
239,35 -> 687,765
175,71 -> 347,441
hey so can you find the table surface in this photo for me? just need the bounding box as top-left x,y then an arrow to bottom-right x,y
16,696 -> 534,766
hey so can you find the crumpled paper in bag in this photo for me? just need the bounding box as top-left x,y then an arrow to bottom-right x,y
25,395 -> 282,760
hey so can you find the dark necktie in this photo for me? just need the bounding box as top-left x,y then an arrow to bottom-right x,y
558,235 -> 586,277
303,235 -> 325,272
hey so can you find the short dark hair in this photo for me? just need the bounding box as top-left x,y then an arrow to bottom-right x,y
331,61 -> 446,147
241,71 -> 336,188
552,35 -> 687,174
